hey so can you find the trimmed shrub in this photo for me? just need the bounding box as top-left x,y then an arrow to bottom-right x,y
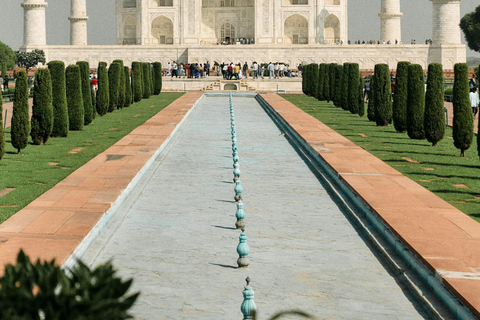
30,68 -> 53,145
374,64 -> 392,126
11,71 -> 29,154
124,66 -> 132,108
0,92 -> 4,160
358,75 -> 365,117
48,60 -> 69,137
367,74 -> 376,121
153,62 -> 162,95
150,67 -> 154,95
312,64 -> 319,98
329,63 -> 336,103
108,62 -> 121,112
334,64 -> 343,107
323,63 -> 330,102
317,64 -> 325,100
424,63 -> 445,146
302,65 -> 307,95
76,61 -> 94,125
142,62 -> 152,99
65,65 -> 84,131
96,62 -> 109,116
348,63 -> 360,114
131,62 -> 143,102
406,64 -> 425,139
392,61 -> 410,133
113,60 -> 126,110
340,63 -> 350,110
452,63 -> 473,157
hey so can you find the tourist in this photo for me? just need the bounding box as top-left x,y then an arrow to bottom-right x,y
243,62 -> 248,78
205,61 -> 210,77
189,63 -> 195,79
252,61 -> 258,79
364,80 -> 370,102
178,64 -> 185,77
92,76 -> 98,92
234,63 -> 240,80
227,63 -> 233,80
0,76 -> 3,92
4,76 -> 9,90
469,76 -> 477,89
274,62 -> 280,79
279,62 -> 284,78
222,63 -> 228,79
171,61 -> 178,78
470,87 -> 479,118
260,64 -> 265,79
167,61 -> 172,76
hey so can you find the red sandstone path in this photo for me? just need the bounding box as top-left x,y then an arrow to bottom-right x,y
1,93 -> 480,317
2,99 -> 33,129
444,101 -> 479,134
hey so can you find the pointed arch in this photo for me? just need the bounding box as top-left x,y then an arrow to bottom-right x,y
151,16 -> 173,44
284,14 -> 308,44
324,14 -> 340,44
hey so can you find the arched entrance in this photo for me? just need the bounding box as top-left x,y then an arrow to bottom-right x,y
123,16 -> 137,45
151,16 -> 173,44
224,83 -> 237,91
324,14 -> 340,44
221,22 -> 236,44
284,14 -> 308,44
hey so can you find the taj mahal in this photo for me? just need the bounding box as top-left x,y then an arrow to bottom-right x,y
20,0 -> 466,69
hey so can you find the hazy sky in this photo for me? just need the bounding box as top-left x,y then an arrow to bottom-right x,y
1,0 -> 479,57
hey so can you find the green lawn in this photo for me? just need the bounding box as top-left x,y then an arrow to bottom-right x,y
283,94 -> 480,222
0,92 -> 183,224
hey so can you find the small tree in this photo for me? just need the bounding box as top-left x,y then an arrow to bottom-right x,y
108,62 -> 121,112
142,62 -> 152,99
48,61 -> 69,137
460,5 -> 480,53
406,64 -> 426,139
317,64 -> 325,101
358,75 -> 365,117
30,68 -> 53,145
374,64 -> 392,126
0,41 -> 16,72
340,63 -> 350,110
453,63 -> 473,157
328,63 -> 336,103
367,74 -> 376,121
0,92 -> 4,160
424,63 -> 445,146
153,62 -> 162,95
113,60 -> 126,109
131,62 -> 143,102
11,71 -> 30,154
96,62 -> 109,116
76,61 -> 94,125
348,63 -> 360,114
65,65 -> 84,131
15,49 -> 46,74
393,61 -> 410,133
124,66 -> 132,108
323,63 -> 330,102
334,64 -> 343,107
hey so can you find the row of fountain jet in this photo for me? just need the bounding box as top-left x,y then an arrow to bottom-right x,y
228,92 -> 257,320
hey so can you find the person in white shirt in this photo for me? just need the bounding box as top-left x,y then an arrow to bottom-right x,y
252,62 -> 258,79
470,87 -> 480,118
268,62 -> 274,79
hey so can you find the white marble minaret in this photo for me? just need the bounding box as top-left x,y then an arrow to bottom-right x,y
69,0 -> 88,45
379,0 -> 403,43
430,0 -> 462,45
22,0 -> 48,47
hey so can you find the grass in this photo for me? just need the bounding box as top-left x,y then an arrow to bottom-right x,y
282,94 -> 480,222
0,92 -> 184,224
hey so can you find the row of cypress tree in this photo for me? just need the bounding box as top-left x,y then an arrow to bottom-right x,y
2,60 -> 163,156
302,61 -> 478,158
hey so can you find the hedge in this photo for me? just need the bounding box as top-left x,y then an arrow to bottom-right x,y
367,73 -> 376,121
334,64 -> 343,107
153,62 -> 162,95
0,91 -> 4,160
142,62 -> 151,99
348,63 -> 360,114
113,60 -> 126,109
76,61 -> 94,125
358,75 -> 365,117
424,63 -> 445,146
452,63 -> 473,157
11,70 -> 29,153
48,60 -> 69,137
317,64 -> 325,100
392,61 -> 410,133
96,61 -> 109,116
373,64 -> 392,126
124,66 -> 132,108
340,63 -> 350,110
406,64 -> 425,140
131,62 -> 143,102
65,65 -> 84,131
328,63 -> 336,103
323,64 -> 330,102
30,68 -> 53,145
108,62 -> 121,112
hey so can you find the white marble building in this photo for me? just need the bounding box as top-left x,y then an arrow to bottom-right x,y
20,0 -> 466,70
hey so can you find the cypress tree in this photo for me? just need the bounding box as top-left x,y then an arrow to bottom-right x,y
124,66 -> 132,108
324,63 -> 330,102
340,63 -> 350,110
142,62 -> 151,99
131,62 -> 143,102
108,62 -> 121,112
113,60 -> 126,109
302,64 -> 307,95
348,63 -> 360,114
374,64 -> 392,126
30,68 -> 53,145
150,66 -> 154,95
312,64 -> 319,98
48,60 -> 69,137
424,63 -> 445,146
452,63 -> 473,157
76,61 -> 94,125
317,64 -> 325,100
334,64 -> 343,107
0,91 -> 4,160
406,64 -> 425,139
11,71 -> 29,154
153,62 -> 162,95
367,74 -> 376,121
65,65 -> 84,131
328,63 -> 336,103
96,62 -> 109,116
393,61 -> 410,133
358,75 -> 365,117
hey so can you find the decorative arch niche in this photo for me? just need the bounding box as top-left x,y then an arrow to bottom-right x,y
324,14 -> 340,44
284,14 -> 308,44
324,0 -> 340,5
151,16 -> 173,44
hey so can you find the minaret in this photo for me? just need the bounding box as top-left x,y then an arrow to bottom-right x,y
69,0 -> 88,45
379,0 -> 403,43
430,0 -> 462,45
22,0 -> 48,47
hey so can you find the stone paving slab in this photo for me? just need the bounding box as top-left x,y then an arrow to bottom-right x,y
262,93 -> 480,318
0,92 -> 201,273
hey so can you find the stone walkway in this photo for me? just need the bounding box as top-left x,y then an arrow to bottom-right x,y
80,94 -> 427,319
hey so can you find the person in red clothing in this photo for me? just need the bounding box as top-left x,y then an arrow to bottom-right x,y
92,76 -> 98,92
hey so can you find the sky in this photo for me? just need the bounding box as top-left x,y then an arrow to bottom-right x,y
1,0 -> 479,57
